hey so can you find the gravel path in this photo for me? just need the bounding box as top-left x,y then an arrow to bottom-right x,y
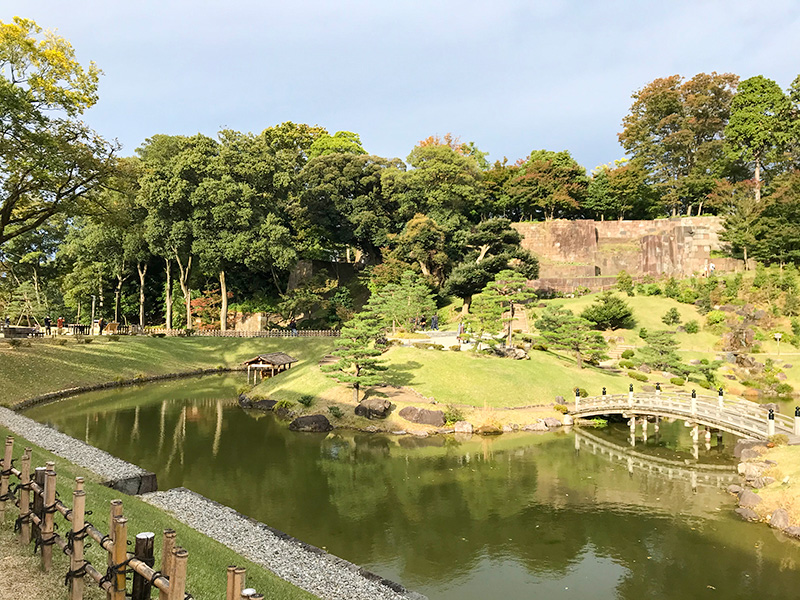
0,407 -> 147,482
142,488 -> 427,600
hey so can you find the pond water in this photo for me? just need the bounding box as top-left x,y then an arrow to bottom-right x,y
26,375 -> 800,600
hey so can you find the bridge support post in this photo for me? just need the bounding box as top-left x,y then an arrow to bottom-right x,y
691,390 -> 697,416
574,388 -> 580,412
654,416 -> 660,433
718,388 -> 724,411
794,407 -> 800,436
628,384 -> 634,406
704,428 -> 711,442
642,418 -> 648,441
768,409 -> 775,437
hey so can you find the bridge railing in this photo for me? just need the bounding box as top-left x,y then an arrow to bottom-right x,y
572,390 -> 797,440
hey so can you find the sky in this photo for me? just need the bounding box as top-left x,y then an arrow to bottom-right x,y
5,0 -> 800,170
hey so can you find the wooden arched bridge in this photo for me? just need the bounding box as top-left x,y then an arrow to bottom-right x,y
570,388 -> 800,441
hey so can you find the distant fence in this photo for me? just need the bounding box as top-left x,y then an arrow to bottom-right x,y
145,328 -> 340,338
0,436 -> 264,600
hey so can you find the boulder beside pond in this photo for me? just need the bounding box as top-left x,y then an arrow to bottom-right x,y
398,406 -> 445,427
454,421 -> 473,434
355,397 -> 392,419
288,414 -> 333,432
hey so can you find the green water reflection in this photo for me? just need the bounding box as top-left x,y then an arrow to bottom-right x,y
26,375 -> 800,599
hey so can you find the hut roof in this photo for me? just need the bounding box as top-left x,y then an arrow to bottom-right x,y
243,352 -> 299,367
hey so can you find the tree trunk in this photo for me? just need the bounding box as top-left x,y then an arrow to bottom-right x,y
476,244 -> 491,263
164,258 -> 173,328
114,275 -> 123,323
575,350 -> 584,369
418,261 -> 430,277
270,266 -> 285,295
137,262 -> 148,329
461,295 -> 472,316
754,156 -> 762,203
744,246 -> 749,270
219,270 -> 228,332
173,250 -> 193,330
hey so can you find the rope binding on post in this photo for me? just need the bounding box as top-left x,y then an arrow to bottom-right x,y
63,559 -> 90,586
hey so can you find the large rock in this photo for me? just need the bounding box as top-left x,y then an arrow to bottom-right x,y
543,417 -> 562,428
735,507 -> 760,521
770,508 -> 790,530
493,346 -> 529,360
734,440 -> 767,459
738,462 -> 770,479
726,484 -> 743,496
398,406 -> 445,427
740,448 -> 763,461
751,476 -> 776,489
738,490 -> 763,508
355,397 -> 392,419
638,364 -> 652,373
288,414 -> 333,432
454,421 -> 473,434
522,421 -> 548,432
784,526 -> 800,538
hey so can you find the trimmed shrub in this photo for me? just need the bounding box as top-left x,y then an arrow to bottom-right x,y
628,371 -> 648,382
776,383 -> 794,395
621,349 -> 635,359
684,320 -> 699,334
449,345 -> 461,352
678,289 -> 699,304
670,377 -> 685,386
328,406 -> 344,418
107,334 -> 120,342
6,338 -> 22,348
697,380 -> 712,389
298,394 -> 314,407
638,327 -> 648,340
577,387 -> 589,398
553,404 -> 569,414
705,310 -> 727,326
431,344 -> 444,350
618,359 -> 636,369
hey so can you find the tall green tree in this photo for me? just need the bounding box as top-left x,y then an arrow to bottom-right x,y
367,271 -> 436,334
535,306 -> 608,369
619,72 -> 740,216
580,292 -> 636,330
307,131 -> 367,158
322,308 -> 387,403
0,17 -> 116,247
483,269 -> 538,345
725,75 -> 792,203
504,150 -> 588,220
638,330 -> 690,376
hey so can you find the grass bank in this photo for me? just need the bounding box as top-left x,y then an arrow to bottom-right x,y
0,336 -> 334,407
0,424 -> 317,600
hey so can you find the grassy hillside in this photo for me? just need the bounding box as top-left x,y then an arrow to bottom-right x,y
0,337 -> 334,407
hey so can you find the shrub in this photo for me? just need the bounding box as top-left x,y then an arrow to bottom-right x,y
662,308 -> 681,326
678,289 -> 699,304
621,349 -> 635,359
274,399 -> 294,410
705,310 -> 727,326
776,383 -> 794,395
616,271 -> 635,296
638,327 -> 648,340
107,334 -> 120,342
580,292 -> 636,330
52,337 -> 68,346
553,403 -> 569,414
237,385 -> 253,395
530,342 -> 548,351
74,335 -> 92,344
739,379 -> 759,388
684,320 -> 699,334
6,338 -> 22,348
670,377 -> 685,386
444,405 -> 465,425
328,406 -> 344,418
577,387 -> 588,398
639,283 -> 662,296
768,434 -> 789,446
697,380 -> 712,389
298,394 -> 314,407
628,371 -> 648,382
431,344 -> 444,350
412,342 -> 430,350
664,277 -> 680,299
449,345 -> 461,352
618,359 -> 635,369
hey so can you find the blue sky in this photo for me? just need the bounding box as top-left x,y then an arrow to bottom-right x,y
6,0 -> 800,170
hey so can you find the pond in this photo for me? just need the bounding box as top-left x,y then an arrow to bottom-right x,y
26,375 -> 800,600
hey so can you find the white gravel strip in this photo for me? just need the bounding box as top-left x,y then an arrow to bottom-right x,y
142,487 -> 427,600
0,407 -> 146,481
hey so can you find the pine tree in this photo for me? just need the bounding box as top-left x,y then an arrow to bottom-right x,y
321,309 -> 387,403
535,306 -> 608,369
367,271 -> 436,334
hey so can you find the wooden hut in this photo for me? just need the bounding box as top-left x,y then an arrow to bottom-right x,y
243,352 -> 299,383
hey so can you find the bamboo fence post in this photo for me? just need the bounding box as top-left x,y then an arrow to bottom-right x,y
226,565 -> 237,600
41,462 -> 57,571
111,516 -> 128,600
0,435 -> 13,521
107,500 -> 123,600
32,466 -> 45,542
18,448 -> 31,544
168,547 -> 188,600
159,529 -> 177,600
232,566 -> 246,599
70,477 -> 86,600
131,531 -> 155,600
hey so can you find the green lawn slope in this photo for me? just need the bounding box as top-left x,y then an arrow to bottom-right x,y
0,337 -> 334,407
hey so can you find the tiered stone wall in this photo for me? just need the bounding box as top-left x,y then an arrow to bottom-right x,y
513,217 -> 745,293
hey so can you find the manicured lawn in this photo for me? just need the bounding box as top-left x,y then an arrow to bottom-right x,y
0,337 -> 334,407
381,346 -> 627,407
0,425 -> 317,600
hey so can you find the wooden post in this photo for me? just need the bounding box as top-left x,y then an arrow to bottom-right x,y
168,547 -> 188,600
18,448 -> 31,544
32,467 -> 45,542
0,436 -> 13,521
42,462 -> 57,571
159,529 -> 177,600
108,499 -> 123,600
111,517 -> 128,600
132,532 -> 156,600
232,567 -> 246,599
226,565 -> 237,600
70,478 -> 86,600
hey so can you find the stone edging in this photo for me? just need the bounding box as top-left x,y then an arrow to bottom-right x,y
142,488 -> 427,600
11,366 -> 247,412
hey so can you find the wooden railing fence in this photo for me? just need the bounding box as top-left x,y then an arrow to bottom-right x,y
0,436 -> 264,599
145,328 -> 339,338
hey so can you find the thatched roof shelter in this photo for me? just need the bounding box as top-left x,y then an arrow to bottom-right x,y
243,352 -> 299,383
